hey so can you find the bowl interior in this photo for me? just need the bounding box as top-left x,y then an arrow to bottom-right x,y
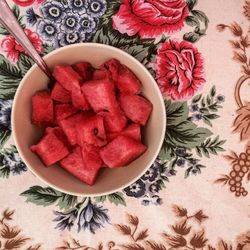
12,43 -> 166,196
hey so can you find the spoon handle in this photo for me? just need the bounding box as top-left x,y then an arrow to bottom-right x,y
0,0 -> 52,79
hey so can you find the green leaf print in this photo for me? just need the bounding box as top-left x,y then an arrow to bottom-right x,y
0,165 -> 10,178
183,1 -> 209,43
18,54 -> 34,76
0,55 -> 23,99
21,186 -> 62,206
57,193 -> 78,210
196,136 -> 226,158
94,195 -> 107,203
186,0 -> 198,11
166,120 -> 212,148
0,130 -> 11,150
165,100 -> 212,147
95,192 -> 126,206
20,186 -> 78,210
107,192 -> 126,206
164,100 -> 188,126
185,16 -> 200,27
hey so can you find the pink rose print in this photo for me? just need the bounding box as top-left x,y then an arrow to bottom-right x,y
12,0 -> 44,7
155,40 -> 205,100
0,29 -> 43,63
112,0 -> 189,38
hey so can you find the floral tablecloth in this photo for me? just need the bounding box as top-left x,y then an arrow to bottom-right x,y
0,0 -> 250,249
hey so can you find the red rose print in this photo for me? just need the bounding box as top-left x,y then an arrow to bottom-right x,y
155,40 -> 205,100
12,0 -> 44,6
0,29 -> 43,63
112,0 -> 189,38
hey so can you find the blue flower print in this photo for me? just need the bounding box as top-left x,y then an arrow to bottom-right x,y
151,195 -> 163,206
176,158 -> 185,167
190,103 -> 199,112
216,94 -> 225,103
69,0 -> 87,14
1,148 -> 27,176
77,200 -> 109,234
61,13 -> 80,32
79,14 -> 97,34
60,0 -> 70,9
0,99 -> 12,130
26,8 -> 38,26
141,167 -> 158,182
124,179 -> 146,198
192,113 -> 203,121
87,0 -> 106,18
58,31 -> 84,47
175,147 -> 187,157
149,183 -> 160,193
54,209 -> 78,231
41,1 -> 66,23
37,19 -> 59,43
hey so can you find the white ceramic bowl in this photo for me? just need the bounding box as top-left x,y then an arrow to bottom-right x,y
12,43 -> 166,197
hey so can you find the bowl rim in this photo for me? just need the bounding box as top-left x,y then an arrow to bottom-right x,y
12,43 -> 166,197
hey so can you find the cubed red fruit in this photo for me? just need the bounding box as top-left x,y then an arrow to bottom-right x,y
31,59 -> 152,185
81,143 -> 103,170
71,88 -> 90,110
92,69 -> 107,80
82,78 -> 117,112
45,126 -> 69,146
117,65 -> 141,94
107,123 -> 141,142
100,135 -> 147,168
59,112 -> 93,145
72,62 -> 94,82
53,65 -> 81,92
101,58 -> 121,82
77,115 -> 107,147
99,108 -> 127,133
119,94 -> 153,126
51,82 -> 71,103
60,146 -> 100,185
55,103 -> 78,123
30,132 -> 69,166
31,90 -> 54,128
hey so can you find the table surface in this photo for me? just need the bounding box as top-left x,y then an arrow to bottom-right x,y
0,0 -> 250,249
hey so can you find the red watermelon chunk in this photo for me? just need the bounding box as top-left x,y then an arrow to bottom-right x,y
59,112 -> 93,145
51,82 -> 71,103
60,146 -> 99,185
92,69 -> 107,80
72,62 -> 94,82
99,108 -> 127,133
55,103 -> 78,123
30,132 -> 69,167
77,115 -> 107,147
107,123 -> 141,142
31,90 -> 54,128
71,88 -> 90,110
117,65 -> 141,94
81,143 -> 103,170
119,94 -> 153,126
101,58 -> 121,82
45,126 -> 69,147
82,78 -> 117,113
100,135 -> 147,168
53,64 -> 81,92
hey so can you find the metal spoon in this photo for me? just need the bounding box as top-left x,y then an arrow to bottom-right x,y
0,0 -> 52,79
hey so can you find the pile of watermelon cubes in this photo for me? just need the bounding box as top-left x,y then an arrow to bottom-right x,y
30,59 -> 153,185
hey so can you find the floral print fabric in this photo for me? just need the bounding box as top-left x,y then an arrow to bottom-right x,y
0,0 -> 249,249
